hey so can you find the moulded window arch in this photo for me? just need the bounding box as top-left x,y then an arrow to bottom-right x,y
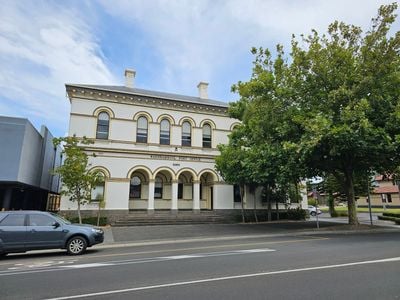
129,176 -> 142,199
202,123 -> 212,148
182,121 -> 191,146
137,116 -> 148,143
96,112 -> 110,139
160,119 -> 170,145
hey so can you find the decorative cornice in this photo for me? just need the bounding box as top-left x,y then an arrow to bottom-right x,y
66,86 -> 229,117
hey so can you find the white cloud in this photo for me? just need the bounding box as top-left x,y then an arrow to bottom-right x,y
99,0 -> 397,98
0,1 -> 116,136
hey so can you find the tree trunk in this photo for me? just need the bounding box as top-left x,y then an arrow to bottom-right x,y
275,199 -> 280,221
266,185 -> 272,222
77,199 -> 82,224
328,192 -> 336,216
344,169 -> 359,225
252,186 -> 258,223
240,184 -> 245,223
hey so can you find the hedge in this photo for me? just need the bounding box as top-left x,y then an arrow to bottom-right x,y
383,212 -> 400,218
66,216 -> 108,226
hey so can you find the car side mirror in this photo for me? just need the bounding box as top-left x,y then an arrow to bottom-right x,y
52,222 -> 60,228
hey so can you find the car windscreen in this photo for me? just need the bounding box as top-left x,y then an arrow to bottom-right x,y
50,213 -> 71,225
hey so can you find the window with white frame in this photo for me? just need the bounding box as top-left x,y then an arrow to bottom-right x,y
182,121 -> 191,146
96,112 -> 110,139
160,119 -> 170,145
137,116 -> 148,143
202,123 -> 212,148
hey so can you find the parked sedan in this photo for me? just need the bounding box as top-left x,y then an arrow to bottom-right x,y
0,210 -> 104,256
308,205 -> 322,216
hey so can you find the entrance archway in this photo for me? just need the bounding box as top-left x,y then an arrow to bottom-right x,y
128,169 -> 150,210
199,170 -> 218,210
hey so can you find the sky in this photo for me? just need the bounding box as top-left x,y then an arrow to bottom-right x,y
0,0 -> 398,137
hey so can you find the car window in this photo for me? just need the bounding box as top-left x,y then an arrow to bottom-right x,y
50,213 -> 71,225
0,214 -> 25,226
29,214 -> 56,226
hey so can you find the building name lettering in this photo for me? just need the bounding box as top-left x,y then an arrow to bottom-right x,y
150,155 -> 201,161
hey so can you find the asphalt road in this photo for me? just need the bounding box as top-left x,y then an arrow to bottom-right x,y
1,231 -> 400,300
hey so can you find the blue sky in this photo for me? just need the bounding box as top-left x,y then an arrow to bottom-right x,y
0,0 -> 397,137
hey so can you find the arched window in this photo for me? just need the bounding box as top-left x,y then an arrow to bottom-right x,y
182,121 -> 191,146
91,172 -> 105,201
202,124 -> 212,148
160,119 -> 170,145
136,116 -> 148,143
96,112 -> 110,139
129,176 -> 141,199
154,177 -> 163,199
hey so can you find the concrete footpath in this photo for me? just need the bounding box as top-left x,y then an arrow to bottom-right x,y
99,218 -> 400,249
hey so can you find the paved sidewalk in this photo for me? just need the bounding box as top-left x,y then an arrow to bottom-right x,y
101,218 -> 400,247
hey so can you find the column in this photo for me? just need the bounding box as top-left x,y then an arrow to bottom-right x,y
148,179 -> 155,214
193,180 -> 200,213
171,180 -> 178,213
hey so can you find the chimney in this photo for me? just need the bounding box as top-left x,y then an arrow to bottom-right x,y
124,69 -> 136,88
197,82 -> 209,99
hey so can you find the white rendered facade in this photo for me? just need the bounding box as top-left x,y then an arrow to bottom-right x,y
61,72 -> 307,216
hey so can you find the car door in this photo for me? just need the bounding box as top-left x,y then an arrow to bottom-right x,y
26,214 -> 65,250
0,213 -> 27,252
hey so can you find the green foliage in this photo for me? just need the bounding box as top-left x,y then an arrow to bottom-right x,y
287,208 -> 307,220
67,216 -> 108,226
307,198 -> 316,206
382,212 -> 400,218
53,135 -> 103,224
224,3 -> 400,226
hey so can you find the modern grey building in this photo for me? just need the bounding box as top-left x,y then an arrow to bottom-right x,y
0,116 -> 62,211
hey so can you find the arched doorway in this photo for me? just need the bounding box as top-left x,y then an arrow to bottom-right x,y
153,169 -> 174,210
177,170 -> 195,210
199,171 -> 218,210
129,170 -> 150,210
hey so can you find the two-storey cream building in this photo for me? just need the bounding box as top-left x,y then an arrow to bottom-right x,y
61,69 -> 307,219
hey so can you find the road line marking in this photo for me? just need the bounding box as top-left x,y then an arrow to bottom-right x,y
0,237 -> 329,266
0,248 -> 275,276
43,256 -> 400,300
63,263 -> 112,269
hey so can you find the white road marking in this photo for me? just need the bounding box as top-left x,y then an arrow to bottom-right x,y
63,263 -> 112,269
0,248 -> 275,276
44,256 -> 400,300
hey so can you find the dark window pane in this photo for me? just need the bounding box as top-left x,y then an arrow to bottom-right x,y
130,176 -> 141,198
234,185 -> 241,203
155,177 -> 163,198
1,214 -> 25,226
182,122 -> 191,146
29,215 -> 55,226
137,117 -> 148,143
202,124 -> 212,148
178,183 -> 183,199
96,112 -> 109,139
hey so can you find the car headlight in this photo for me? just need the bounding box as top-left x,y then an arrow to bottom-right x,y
91,228 -> 103,234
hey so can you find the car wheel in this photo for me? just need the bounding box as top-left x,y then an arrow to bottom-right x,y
67,236 -> 87,255
310,211 -> 316,216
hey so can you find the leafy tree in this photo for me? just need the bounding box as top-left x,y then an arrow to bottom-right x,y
226,3 -> 400,225
216,126 -> 254,223
53,135 -> 102,224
